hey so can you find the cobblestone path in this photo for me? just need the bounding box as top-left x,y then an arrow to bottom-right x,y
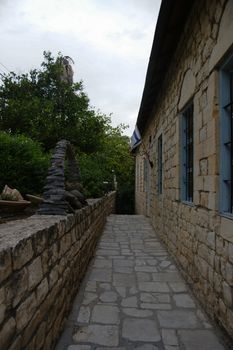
56,215 -> 228,350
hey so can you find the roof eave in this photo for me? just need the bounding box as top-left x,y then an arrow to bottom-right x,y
136,0 -> 194,136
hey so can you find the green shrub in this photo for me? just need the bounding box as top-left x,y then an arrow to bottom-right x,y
78,153 -> 107,198
0,132 -> 50,195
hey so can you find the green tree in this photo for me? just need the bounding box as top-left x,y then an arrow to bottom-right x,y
78,123 -> 135,212
0,132 -> 50,194
0,52 -> 135,209
0,51 -> 108,152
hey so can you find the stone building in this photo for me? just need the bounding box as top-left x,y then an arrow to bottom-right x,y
134,0 -> 233,339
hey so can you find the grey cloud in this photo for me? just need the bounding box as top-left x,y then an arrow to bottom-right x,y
0,0 -> 161,135
97,0 -> 160,15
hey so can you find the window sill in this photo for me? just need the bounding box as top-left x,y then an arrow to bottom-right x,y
220,212 -> 233,220
181,200 -> 195,207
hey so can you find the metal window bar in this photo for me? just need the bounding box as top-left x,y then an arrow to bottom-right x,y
184,104 -> 193,201
158,135 -> 163,194
230,72 -> 233,212
223,72 -> 233,213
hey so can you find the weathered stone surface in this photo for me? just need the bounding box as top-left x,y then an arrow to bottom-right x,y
140,293 -> 170,304
222,282 -> 232,307
113,273 -> 136,287
121,296 -> 137,308
123,307 -> 153,317
67,346 -> 91,350
161,329 -> 178,345
129,286 -> 138,295
96,347 -> 125,350
59,215 -> 231,350
97,249 -> 119,256
178,330 -> 226,349
134,346 -> 158,350
77,306 -> 90,324
0,317 -> 16,349
136,272 -> 151,282
89,269 -> 112,282
0,213 -> 225,350
0,193 -> 116,350
147,259 -> 158,266
13,239 -> 33,270
38,140 -> 87,215
0,249 -> 12,283
135,266 -> 158,273
91,305 -> 119,324
122,318 -> 161,342
99,283 -> 111,291
138,282 -> 169,293
0,303 -> 6,325
36,277 -> 49,305
141,303 -> 171,310
100,291 -> 118,303
12,267 -> 29,307
94,259 -> 112,269
65,191 -> 82,210
8,335 -> 22,350
159,261 -> 171,268
115,286 -> 126,298
16,293 -> 37,331
85,281 -> 97,292
157,310 -> 200,329
168,282 -> 187,292
49,267 -> 59,289
173,294 -> 195,308
152,272 -> 182,282
113,259 -> 134,267
28,256 -> 43,290
73,325 -> 119,346
114,266 -> 133,274
164,346 -> 179,350
35,321 -> 46,349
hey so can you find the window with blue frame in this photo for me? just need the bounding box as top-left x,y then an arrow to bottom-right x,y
181,103 -> 194,202
158,135 -> 163,194
220,54 -> 233,214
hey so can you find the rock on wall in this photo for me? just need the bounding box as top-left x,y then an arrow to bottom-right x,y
0,192 -> 116,350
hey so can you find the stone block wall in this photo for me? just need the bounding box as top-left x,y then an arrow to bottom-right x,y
0,192 -> 116,350
135,0 -> 233,339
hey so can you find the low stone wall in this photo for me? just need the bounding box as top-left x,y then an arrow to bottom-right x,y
0,192 -> 116,350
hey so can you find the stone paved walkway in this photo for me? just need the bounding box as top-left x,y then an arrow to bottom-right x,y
56,215 -> 229,350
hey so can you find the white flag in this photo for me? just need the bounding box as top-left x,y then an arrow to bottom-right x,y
130,125 -> 141,150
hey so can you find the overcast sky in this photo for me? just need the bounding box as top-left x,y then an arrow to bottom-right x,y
0,0 -> 161,135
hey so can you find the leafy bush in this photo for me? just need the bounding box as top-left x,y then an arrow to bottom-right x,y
78,153 -> 108,198
0,132 -> 50,195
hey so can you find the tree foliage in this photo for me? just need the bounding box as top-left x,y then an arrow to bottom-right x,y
0,51 -> 108,152
0,52 -> 134,209
0,132 -> 50,194
79,124 -> 134,200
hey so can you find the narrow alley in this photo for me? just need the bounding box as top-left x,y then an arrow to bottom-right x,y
56,215 -> 228,350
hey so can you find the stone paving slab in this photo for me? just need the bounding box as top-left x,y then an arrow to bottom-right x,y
56,215 -> 229,350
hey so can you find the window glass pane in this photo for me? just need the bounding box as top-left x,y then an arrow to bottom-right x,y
220,57 -> 233,214
158,135 -> 163,194
182,103 -> 193,202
